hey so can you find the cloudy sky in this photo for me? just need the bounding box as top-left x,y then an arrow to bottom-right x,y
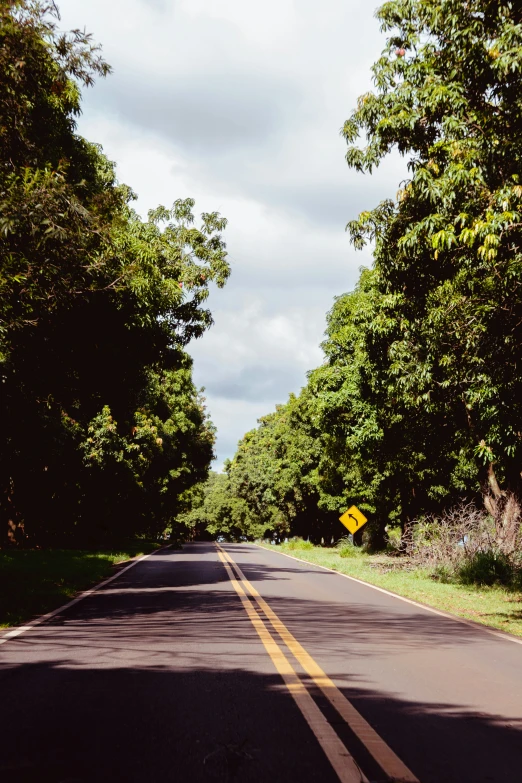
59,0 -> 405,467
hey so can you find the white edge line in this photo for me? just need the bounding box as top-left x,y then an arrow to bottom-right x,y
254,543 -> 522,647
0,545 -> 170,646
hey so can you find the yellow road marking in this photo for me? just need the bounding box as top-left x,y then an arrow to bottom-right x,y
217,551 -> 367,783
217,545 -> 419,783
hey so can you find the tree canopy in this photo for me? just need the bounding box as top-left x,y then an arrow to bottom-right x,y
343,0 -> 522,549
0,1 -> 230,545
4,0 -> 522,553
186,0 -> 522,554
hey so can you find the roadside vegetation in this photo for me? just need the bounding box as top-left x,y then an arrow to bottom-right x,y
2,1 -> 522,634
0,541 -> 161,627
0,2 -> 230,626
184,1 -> 522,631
0,1 -> 229,549
260,532 -> 522,638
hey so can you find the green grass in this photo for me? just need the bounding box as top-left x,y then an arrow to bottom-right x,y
0,540 -> 161,628
260,542 -> 522,638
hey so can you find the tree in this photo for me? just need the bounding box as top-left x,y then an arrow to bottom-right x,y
177,471 -> 258,541
308,268 -> 477,549
0,2 -> 230,544
343,0 -> 522,551
226,393 -> 337,543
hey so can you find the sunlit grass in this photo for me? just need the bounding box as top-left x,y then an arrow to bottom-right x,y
260,542 -> 522,638
0,541 -> 160,628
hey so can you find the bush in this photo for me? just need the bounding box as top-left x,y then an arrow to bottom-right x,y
410,505 -> 495,566
337,536 -> 361,558
431,564 -> 455,583
458,550 -> 514,587
385,525 -> 402,552
406,503 -> 522,587
284,537 -> 314,551
405,503 -> 522,587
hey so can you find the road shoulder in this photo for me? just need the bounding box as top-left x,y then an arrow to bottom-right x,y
256,542 -> 522,644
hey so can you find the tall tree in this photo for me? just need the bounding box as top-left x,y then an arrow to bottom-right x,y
0,2 -> 230,543
343,0 -> 522,551
177,471 -> 258,542
308,268 -> 477,548
226,393 -> 337,543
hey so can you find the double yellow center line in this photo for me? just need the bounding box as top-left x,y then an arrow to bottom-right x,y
216,544 -> 419,783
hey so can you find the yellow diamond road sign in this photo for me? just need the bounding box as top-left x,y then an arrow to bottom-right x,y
339,505 -> 368,535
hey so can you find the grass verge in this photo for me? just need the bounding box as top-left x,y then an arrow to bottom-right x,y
0,540 -> 161,628
259,542 -> 522,638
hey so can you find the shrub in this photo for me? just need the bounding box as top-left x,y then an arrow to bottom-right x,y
409,503 -> 495,571
458,550 -> 514,587
431,564 -> 454,584
385,525 -> 402,552
409,503 -> 522,588
284,537 -> 314,551
337,536 -> 361,558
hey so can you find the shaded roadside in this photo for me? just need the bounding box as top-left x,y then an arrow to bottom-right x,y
1,542 -> 521,782
0,541 -> 161,627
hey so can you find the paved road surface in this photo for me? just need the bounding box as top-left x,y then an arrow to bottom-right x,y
1,542 -> 521,782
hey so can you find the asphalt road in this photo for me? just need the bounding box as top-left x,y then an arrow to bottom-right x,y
1,542 -> 521,783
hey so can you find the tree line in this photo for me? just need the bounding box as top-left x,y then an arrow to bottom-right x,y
0,1 -> 230,546
186,0 -> 522,555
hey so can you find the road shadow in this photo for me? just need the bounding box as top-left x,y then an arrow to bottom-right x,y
0,658 -> 521,783
1,543 -> 521,782
215,544 -> 522,653
4,543 -> 517,665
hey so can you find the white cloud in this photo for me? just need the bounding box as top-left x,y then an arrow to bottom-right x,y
58,0 -> 407,467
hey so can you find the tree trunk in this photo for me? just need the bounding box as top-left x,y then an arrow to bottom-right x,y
399,487 -> 414,554
483,463 -> 521,555
367,518 -> 387,552
3,478 -> 26,546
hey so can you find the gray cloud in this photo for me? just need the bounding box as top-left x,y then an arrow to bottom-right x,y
251,175 -> 400,228
59,0 -> 401,467
198,363 -> 308,403
85,73 -> 304,154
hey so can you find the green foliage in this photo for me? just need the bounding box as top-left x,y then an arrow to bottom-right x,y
337,536 -> 361,558
457,550 -> 516,587
432,548 -> 521,588
0,2 -> 230,544
343,0 -> 522,532
227,393 -> 341,542
204,0 -> 522,559
176,471 -> 260,541
283,537 -> 315,551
